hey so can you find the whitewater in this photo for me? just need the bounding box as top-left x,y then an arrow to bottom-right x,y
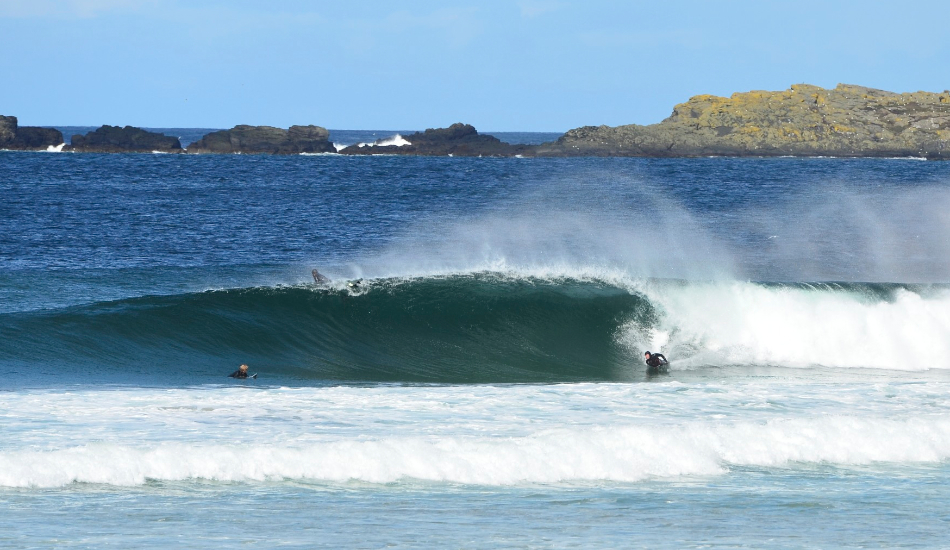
3,381 -> 950,488
2,144 -> 950,548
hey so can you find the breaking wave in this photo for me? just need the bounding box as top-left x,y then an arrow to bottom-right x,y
2,272 -> 949,383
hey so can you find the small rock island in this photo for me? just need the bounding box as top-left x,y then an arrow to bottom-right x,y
338,123 -> 532,157
0,116 -> 63,150
68,125 -> 182,153
186,125 -> 336,154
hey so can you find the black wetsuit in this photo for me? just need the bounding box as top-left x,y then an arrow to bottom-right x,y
645,354 -> 668,369
229,370 -> 249,379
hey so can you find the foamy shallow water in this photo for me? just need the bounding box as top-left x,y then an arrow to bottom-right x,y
2,377 -> 950,548
2,378 -> 949,487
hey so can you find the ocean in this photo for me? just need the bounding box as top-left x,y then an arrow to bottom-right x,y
1,136 -> 949,548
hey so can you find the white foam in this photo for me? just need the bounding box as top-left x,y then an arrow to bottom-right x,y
350,134 -> 412,149
2,416 -> 947,488
2,383 -> 949,488
46,143 -> 65,152
374,134 -> 411,147
637,281 -> 950,370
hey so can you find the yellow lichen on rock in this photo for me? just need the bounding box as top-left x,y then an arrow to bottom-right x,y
541,83 -> 950,159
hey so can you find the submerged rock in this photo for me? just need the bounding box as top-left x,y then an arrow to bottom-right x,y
186,125 -> 335,154
339,123 -> 532,157
537,84 -> 950,159
0,115 -> 64,150
68,125 -> 181,153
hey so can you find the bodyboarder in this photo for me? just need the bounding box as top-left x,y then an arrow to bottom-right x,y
228,364 -> 256,379
644,351 -> 668,371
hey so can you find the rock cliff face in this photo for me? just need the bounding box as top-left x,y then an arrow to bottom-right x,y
186,125 -> 335,154
13,127 -> 66,149
0,115 -> 64,150
68,125 -> 181,153
0,116 -> 15,145
537,84 -> 950,159
339,123 -> 531,156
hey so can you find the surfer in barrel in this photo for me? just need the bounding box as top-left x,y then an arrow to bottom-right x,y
644,351 -> 668,371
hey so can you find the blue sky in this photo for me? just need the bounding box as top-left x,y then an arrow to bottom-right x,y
1,0 -> 948,131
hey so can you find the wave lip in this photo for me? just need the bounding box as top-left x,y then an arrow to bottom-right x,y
3,416 -> 948,488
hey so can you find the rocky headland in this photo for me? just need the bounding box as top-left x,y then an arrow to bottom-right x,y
186,125 -> 335,154
5,84 -> 950,159
68,125 -> 182,153
0,115 -> 64,150
536,84 -> 950,159
338,123 -> 531,157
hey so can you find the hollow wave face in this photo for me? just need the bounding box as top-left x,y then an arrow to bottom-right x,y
3,273 -> 949,383
0,274 -> 647,383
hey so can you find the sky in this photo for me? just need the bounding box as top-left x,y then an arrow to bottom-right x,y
1,0 -> 948,131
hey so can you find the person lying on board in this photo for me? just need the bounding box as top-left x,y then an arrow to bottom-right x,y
644,351 -> 668,369
228,364 -> 256,379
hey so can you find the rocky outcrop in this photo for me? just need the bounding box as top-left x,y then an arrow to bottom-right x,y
186,125 -> 335,154
0,115 -> 64,150
339,123 -> 532,157
13,127 -> 65,149
68,125 -> 181,153
0,116 -> 15,145
537,84 -> 950,159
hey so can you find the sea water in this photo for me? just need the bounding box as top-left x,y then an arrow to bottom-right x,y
1,142 -> 949,548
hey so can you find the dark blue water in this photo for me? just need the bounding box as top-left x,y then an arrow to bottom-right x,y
3,153 -> 948,277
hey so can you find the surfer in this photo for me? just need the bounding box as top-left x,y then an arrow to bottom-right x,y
312,269 -> 329,284
229,364 -> 252,379
644,351 -> 668,370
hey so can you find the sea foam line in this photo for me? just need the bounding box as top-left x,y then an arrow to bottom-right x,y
3,417 -> 947,488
